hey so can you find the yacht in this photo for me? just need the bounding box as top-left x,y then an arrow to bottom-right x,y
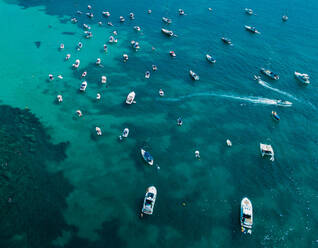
72,59 -> 80,68
240,197 -> 253,234
83,23 -> 90,30
282,15 -> 288,22
141,186 -> 157,215
260,143 -> 274,161
80,81 -> 87,92
179,9 -> 185,15
272,111 -> 280,121
244,8 -> 253,15
189,70 -> 200,80
141,149 -> 154,165
170,51 -> 176,57
48,74 -> 54,80
221,37 -> 232,45
162,17 -> 172,24
260,68 -> 279,80
294,72 -> 310,85
77,42 -> 83,50
71,18 -> 78,23
84,31 -> 93,39
107,22 -> 113,26
206,54 -> 216,63
161,28 -> 174,37
86,12 -> 93,18
126,91 -> 136,104
101,76 -> 107,84
96,93 -> 101,100
244,25 -> 260,34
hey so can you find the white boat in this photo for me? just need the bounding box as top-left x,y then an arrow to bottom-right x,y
282,15 -> 288,22
226,139 -> 232,147
57,95 -> 63,102
96,127 -> 102,136
244,25 -> 260,34
65,54 -> 71,60
244,8 -> 253,15
260,68 -> 279,80
170,51 -> 176,57
101,76 -> 107,84
294,72 -> 310,85
145,71 -> 150,79
48,74 -> 54,80
241,197 -> 253,234
141,186 -> 157,215
189,70 -> 200,80
152,65 -> 157,71
83,23 -> 90,30
81,71 -> 87,78
179,9 -> 185,15
119,128 -> 129,140
72,59 -> 80,68
96,93 -> 101,100
141,149 -> 154,165
134,26 -> 141,31
161,28 -> 174,36
60,43 -> 64,49
162,17 -> 172,24
131,40 -> 140,50
120,16 -> 125,22
80,81 -> 87,92
126,91 -> 136,104
129,12 -> 135,19
260,143 -> 274,161
123,54 -> 128,62
96,58 -> 101,65
102,11 -> 110,17
148,9 -> 152,14
206,54 -> 216,63
195,150 -> 200,158
109,36 -> 118,43
77,42 -> 83,50
159,89 -> 164,96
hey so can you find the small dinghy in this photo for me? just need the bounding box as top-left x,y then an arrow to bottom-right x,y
109,36 -> 118,43
145,71 -> 150,79
129,12 -> 135,19
96,127 -> 102,136
80,81 -> 87,92
101,76 -> 107,84
221,37 -> 232,45
77,42 -> 83,50
141,149 -> 154,165
119,128 -> 129,140
96,93 -> 101,100
206,54 -> 216,63
148,9 -> 152,14
126,91 -> 136,104
195,150 -> 200,159
131,40 -> 140,50
272,111 -> 280,121
141,186 -> 157,215
241,197 -> 253,234
260,143 -> 274,161
48,74 -> 54,81
179,9 -> 185,15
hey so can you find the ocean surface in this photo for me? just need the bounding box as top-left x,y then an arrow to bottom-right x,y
0,0 -> 318,247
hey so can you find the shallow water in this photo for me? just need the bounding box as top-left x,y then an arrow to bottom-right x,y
0,0 -> 318,247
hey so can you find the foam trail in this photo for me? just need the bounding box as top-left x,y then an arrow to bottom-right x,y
159,92 -> 292,107
257,79 -> 299,101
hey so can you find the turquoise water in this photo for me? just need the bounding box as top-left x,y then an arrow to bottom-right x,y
0,0 -> 318,247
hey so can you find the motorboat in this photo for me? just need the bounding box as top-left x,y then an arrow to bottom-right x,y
77,42 -> 83,50
59,43 -> 64,50
145,71 -> 150,79
240,197 -> 253,234
294,72 -> 310,85
76,110 -> 82,117
87,5 -> 92,10
206,54 -> 216,63
57,75 -> 63,79
260,68 -> 279,80
96,127 -> 102,136
221,37 -> 232,45
134,26 -> 141,32
179,9 -> 185,15
272,111 -> 280,121
189,70 -> 200,80
195,151 -> 200,158
96,58 -> 101,65
260,143 -> 274,161
81,71 -> 87,78
244,25 -> 260,34
141,186 -> 157,215
161,28 -> 174,36
84,31 -> 93,39
71,18 -> 78,23
57,95 -> 63,102
98,21 -> 102,26
162,17 -> 172,24
277,100 -> 292,106
177,117 -> 183,126
159,89 -> 164,96
131,40 -> 140,50
80,81 -> 87,92
86,12 -> 93,18
102,11 -> 110,17
103,44 -> 108,52
170,51 -> 176,57
129,12 -> 135,19
96,93 -> 101,100
282,15 -> 288,22
120,16 -> 125,22
108,22 -> 113,26
113,30 -> 118,36
141,149 -> 154,165
152,65 -> 157,71
245,8 -> 253,15
126,91 -> 136,104
123,54 -> 128,62
226,139 -> 232,147
83,23 -> 90,30
208,7 -> 213,11
65,54 -> 71,60
48,74 -> 54,80
109,36 -> 118,43
101,76 -> 107,84
148,9 -> 152,14
119,128 -> 129,140
72,59 -> 80,68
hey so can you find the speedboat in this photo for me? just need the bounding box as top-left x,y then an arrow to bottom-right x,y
72,59 -> 80,68
170,51 -> 176,57
120,16 -> 125,22
101,76 -> 107,84
179,9 -> 185,15
119,128 -> 129,140
159,89 -> 164,96
244,8 -> 253,15
162,17 -> 172,24
141,186 -> 157,215
282,15 -> 288,22
80,81 -> 87,92
134,26 -> 141,32
145,71 -> 150,79
240,197 -> 253,234
96,127 -> 102,136
65,54 -> 71,60
109,36 -> 118,43
141,149 -> 154,165
81,71 -> 87,78
57,95 -> 63,103
126,91 -> 136,104
59,43 -> 64,50
221,37 -> 232,45
129,12 -> 135,19
123,54 -> 128,62
102,11 -> 110,17
206,54 -> 216,63
189,70 -> 200,80
177,117 -> 183,126
294,72 -> 310,85
131,40 -> 140,50
96,58 -> 101,65
260,143 -> 274,161
161,28 -> 174,37
152,65 -> 158,71
272,111 -> 280,121
244,25 -> 260,34
260,68 -> 279,80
